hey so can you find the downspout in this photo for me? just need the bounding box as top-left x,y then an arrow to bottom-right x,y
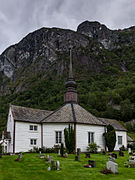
13,121 -> 16,154
41,123 -> 43,148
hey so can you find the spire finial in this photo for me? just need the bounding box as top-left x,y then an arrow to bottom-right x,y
69,41 -> 73,79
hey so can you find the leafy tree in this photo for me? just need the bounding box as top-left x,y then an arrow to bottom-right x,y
64,125 -> 75,153
104,124 -> 116,152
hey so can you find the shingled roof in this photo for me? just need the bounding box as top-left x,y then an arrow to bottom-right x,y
11,105 -> 53,123
41,103 -> 105,126
98,118 -> 127,131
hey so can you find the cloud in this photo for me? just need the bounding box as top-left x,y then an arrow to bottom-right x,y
0,0 -> 135,54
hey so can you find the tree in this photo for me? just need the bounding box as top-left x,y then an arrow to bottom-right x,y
64,125 -> 75,153
104,124 -> 116,152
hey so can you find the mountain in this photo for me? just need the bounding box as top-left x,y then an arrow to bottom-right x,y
1,20 -> 135,135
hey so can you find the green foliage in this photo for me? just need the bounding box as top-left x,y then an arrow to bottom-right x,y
104,125 -> 116,152
86,143 -> 99,153
64,125 -> 75,153
0,144 -> 2,158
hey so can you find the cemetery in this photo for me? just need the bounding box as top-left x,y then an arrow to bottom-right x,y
0,150 -> 135,180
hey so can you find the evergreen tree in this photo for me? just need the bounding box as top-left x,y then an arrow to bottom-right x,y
64,124 -> 75,153
104,124 -> 116,152
0,144 -> 2,158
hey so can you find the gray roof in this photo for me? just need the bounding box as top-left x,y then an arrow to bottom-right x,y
11,105 -> 53,123
127,135 -> 134,142
98,118 -> 127,131
42,103 -> 105,126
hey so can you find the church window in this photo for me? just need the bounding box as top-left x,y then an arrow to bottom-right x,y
118,136 -> 122,145
88,132 -> 94,144
30,139 -> 37,145
29,125 -> 38,131
56,131 -> 62,144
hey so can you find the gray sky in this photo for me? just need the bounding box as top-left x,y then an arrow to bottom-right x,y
0,0 -> 135,54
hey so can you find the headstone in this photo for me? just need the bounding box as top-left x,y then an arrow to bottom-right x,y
47,155 -> 49,159
85,153 -> 91,158
88,160 -> 95,168
39,151 -> 41,156
65,153 -> 68,158
20,153 -> 22,159
129,156 -> 135,165
40,154 -> 45,159
51,160 -> 56,169
49,156 -> 52,163
77,148 -> 81,156
107,161 -> 118,174
119,151 -> 124,157
112,153 -> 117,159
75,155 -> 79,161
56,161 -> 60,170
58,149 -> 60,156
128,148 -> 131,154
48,167 -> 51,171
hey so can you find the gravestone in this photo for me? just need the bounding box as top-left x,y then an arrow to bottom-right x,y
19,153 -> 22,159
85,153 -> 91,158
75,155 -> 79,161
128,148 -> 131,154
119,151 -> 124,157
112,153 -> 117,159
47,155 -> 49,159
51,160 -> 56,169
88,160 -> 95,168
129,156 -> 135,165
39,151 -> 41,156
107,161 -> 118,174
56,161 -> 60,170
65,153 -> 68,158
58,149 -> 60,156
49,156 -> 52,163
40,154 -> 45,159
77,148 -> 81,156
48,167 -> 51,171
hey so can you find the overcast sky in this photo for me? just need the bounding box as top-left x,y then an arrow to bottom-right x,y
0,0 -> 135,54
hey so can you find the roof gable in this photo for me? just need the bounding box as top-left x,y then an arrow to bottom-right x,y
11,105 -> 53,123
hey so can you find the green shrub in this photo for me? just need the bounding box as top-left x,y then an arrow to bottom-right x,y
87,143 -> 100,153
64,125 -> 75,153
104,125 -> 116,152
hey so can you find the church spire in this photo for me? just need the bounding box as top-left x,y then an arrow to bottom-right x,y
64,44 -> 78,104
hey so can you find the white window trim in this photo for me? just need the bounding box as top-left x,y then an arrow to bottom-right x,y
30,138 -> 37,146
55,131 -> 62,144
118,136 -> 122,145
29,125 -> 38,132
88,132 -> 94,144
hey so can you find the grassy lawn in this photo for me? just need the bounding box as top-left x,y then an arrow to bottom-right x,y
0,152 -> 135,180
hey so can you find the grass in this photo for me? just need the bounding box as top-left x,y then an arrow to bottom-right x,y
0,152 -> 135,180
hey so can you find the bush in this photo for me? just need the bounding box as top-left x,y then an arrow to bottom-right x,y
87,143 -> 100,153
104,125 -> 116,152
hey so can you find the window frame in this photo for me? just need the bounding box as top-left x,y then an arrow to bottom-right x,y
29,125 -> 38,131
118,136 -> 122,145
55,131 -> 62,144
30,139 -> 37,146
88,132 -> 94,144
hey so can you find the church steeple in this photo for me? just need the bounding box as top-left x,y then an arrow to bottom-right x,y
64,45 -> 78,104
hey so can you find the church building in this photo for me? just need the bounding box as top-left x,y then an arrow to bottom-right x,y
4,48 -> 127,153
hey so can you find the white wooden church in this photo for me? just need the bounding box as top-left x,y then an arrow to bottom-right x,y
3,49 -> 127,153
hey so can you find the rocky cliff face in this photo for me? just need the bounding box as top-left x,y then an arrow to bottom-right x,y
1,20 -> 135,95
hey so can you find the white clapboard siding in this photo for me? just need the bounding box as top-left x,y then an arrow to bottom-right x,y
43,123 -> 70,148
7,107 -> 14,153
114,131 -> 127,150
76,124 -> 105,152
15,122 -> 41,153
